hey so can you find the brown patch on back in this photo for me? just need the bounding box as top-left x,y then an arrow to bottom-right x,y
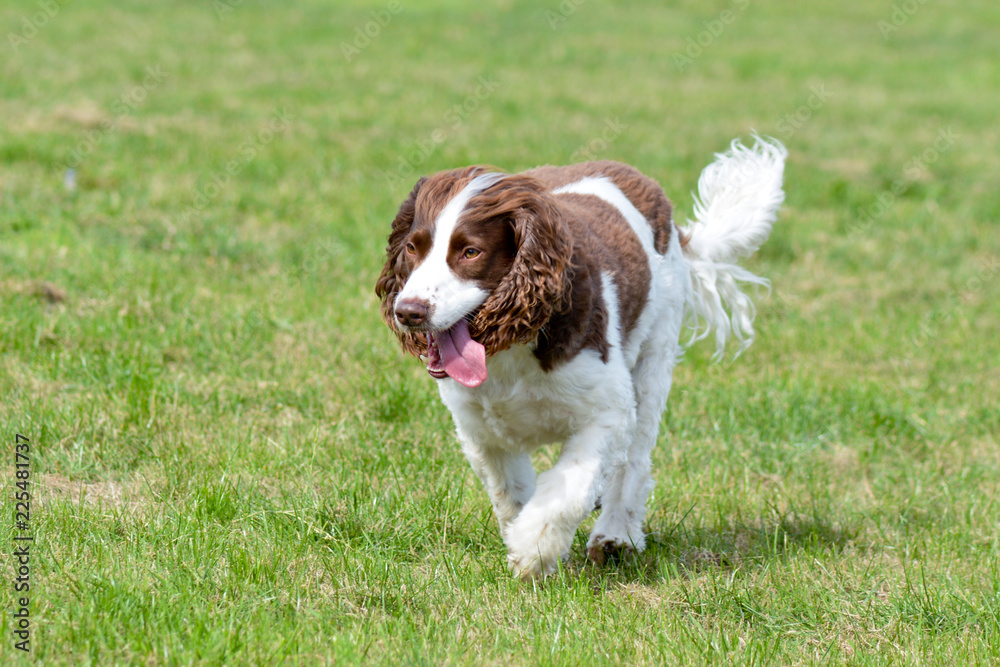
525,161 -> 676,253
533,238 -> 609,370
552,193 -> 650,338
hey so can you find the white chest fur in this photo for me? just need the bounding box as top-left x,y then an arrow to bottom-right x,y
437,343 -> 633,452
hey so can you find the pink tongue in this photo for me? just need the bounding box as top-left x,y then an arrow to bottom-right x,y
436,319 -> 487,388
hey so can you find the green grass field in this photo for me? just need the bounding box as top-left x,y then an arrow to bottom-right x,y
2,0 -> 999,663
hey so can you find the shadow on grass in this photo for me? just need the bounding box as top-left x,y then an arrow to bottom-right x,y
575,506 -> 861,585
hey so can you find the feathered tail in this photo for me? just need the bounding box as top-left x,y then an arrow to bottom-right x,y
681,134 -> 787,359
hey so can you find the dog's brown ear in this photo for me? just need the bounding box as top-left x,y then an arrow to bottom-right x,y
470,175 -> 573,355
375,177 -> 427,357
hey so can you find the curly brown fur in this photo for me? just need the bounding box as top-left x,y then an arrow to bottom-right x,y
466,175 -> 574,356
375,177 -> 427,357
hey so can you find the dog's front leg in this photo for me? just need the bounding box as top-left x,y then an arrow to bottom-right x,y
458,433 -> 536,540
503,421 -> 622,579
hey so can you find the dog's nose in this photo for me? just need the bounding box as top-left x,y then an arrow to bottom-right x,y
395,299 -> 430,327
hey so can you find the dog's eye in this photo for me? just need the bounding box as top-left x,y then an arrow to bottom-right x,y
405,242 -> 416,255
462,247 -> 482,260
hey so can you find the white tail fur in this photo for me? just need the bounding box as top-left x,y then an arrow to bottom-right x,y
681,134 -> 787,359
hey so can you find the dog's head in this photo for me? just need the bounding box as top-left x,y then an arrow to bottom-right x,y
375,167 -> 573,387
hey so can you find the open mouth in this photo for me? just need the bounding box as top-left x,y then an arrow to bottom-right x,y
426,335 -> 448,379
422,318 -> 487,388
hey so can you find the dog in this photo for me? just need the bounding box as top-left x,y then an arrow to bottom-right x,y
376,136 -> 786,578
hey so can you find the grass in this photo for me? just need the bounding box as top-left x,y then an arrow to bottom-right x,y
1,0 -> 999,663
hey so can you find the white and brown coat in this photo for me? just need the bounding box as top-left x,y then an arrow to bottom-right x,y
376,138 -> 787,578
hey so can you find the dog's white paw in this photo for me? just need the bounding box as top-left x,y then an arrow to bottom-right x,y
504,515 -> 572,580
507,550 -> 562,580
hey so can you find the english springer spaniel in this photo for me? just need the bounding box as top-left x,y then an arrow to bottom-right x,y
376,137 -> 786,579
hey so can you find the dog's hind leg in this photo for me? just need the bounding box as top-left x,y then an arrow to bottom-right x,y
586,343 -> 677,564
